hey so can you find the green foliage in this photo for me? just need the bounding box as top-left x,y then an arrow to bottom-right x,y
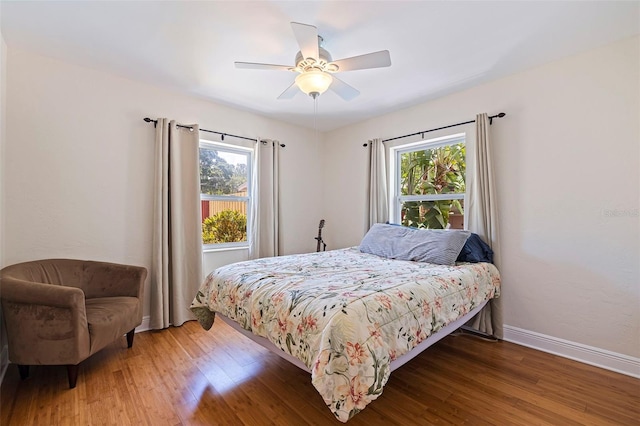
400,143 -> 465,229
202,210 -> 247,244
200,148 -> 247,195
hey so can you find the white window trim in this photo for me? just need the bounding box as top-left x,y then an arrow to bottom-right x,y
200,140 -> 254,251
389,133 -> 467,227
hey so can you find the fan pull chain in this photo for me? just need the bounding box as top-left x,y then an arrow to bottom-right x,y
314,96 -> 318,144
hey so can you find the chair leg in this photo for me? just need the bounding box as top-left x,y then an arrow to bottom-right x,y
17,365 -> 29,380
67,364 -> 79,389
126,329 -> 135,348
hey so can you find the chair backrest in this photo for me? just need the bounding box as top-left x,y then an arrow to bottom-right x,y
1,259 -> 89,292
1,259 -> 146,300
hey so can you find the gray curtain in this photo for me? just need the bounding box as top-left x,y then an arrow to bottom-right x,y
150,119 -> 203,329
367,138 -> 388,228
467,113 -> 503,338
247,139 -> 260,260
256,140 -> 281,258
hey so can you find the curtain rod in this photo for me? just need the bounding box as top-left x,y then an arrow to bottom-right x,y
363,112 -> 506,147
143,118 -> 285,147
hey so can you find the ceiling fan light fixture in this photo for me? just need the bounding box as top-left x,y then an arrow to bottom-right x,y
235,22 -> 390,101
295,70 -> 333,98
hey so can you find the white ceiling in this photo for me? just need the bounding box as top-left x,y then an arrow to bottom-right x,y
2,1 -> 638,132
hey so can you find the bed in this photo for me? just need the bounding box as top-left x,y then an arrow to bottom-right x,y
190,224 -> 501,422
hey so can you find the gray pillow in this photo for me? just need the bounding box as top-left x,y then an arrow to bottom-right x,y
359,223 -> 471,265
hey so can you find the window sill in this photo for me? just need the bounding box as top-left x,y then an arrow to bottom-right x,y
203,246 -> 250,254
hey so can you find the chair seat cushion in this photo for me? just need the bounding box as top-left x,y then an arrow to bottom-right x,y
85,297 -> 140,354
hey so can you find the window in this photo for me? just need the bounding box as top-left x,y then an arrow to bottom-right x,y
200,141 -> 253,249
390,134 -> 466,229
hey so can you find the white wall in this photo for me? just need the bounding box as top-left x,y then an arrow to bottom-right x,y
0,22 -> 6,269
0,22 -> 8,383
3,33 -> 638,374
323,36 -> 640,361
4,48 -> 323,320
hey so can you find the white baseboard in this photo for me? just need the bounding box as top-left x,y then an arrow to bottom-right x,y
135,315 -> 189,332
137,316 -> 151,333
0,344 -> 8,385
503,325 -> 640,379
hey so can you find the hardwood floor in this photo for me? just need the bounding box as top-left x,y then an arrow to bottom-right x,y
1,320 -> 638,425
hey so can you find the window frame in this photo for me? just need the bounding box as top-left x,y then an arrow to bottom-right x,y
389,133 -> 467,228
199,140 -> 253,251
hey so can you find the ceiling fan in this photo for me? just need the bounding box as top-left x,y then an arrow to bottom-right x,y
235,22 -> 391,101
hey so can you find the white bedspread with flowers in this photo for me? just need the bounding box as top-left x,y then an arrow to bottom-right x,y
191,247 -> 500,422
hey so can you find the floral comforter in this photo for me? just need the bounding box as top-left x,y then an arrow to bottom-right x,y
190,247 -> 500,422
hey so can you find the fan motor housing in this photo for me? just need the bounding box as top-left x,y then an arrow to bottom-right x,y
294,47 -> 338,72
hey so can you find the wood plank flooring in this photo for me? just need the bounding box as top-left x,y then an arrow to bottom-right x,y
1,320 -> 638,425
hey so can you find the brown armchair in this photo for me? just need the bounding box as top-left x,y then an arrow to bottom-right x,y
0,259 -> 147,388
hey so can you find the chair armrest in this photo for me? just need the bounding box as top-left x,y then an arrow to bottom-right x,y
2,278 -> 86,310
1,278 -> 91,365
83,261 -> 147,299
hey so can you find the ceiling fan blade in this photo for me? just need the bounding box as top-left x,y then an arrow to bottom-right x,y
330,50 -> 391,72
329,76 -> 360,101
277,81 -> 299,100
291,22 -> 319,60
235,62 -> 293,71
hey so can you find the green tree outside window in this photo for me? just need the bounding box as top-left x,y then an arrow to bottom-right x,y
400,143 -> 465,229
